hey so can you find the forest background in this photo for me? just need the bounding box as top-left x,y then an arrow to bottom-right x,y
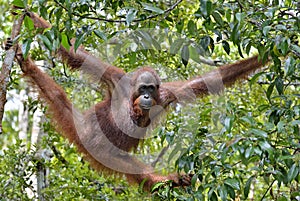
0,0 -> 299,200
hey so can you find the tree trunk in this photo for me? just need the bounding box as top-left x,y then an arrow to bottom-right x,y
0,15 -> 24,134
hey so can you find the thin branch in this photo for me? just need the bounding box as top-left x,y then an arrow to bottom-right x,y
291,49 -> 300,58
164,0 -> 183,16
151,145 -> 169,168
50,144 -> 69,166
260,179 -> 275,201
236,0 -> 244,11
53,0 -> 183,23
257,81 -> 300,86
0,14 -> 24,134
199,56 -> 223,66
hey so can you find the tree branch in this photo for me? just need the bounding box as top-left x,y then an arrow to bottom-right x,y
0,14 -> 24,134
260,179 -> 275,201
151,145 -> 169,168
50,145 -> 69,166
257,81 -> 300,86
53,0 -> 183,23
199,56 -> 223,66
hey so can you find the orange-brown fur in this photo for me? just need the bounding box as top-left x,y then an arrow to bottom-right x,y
15,48 -> 182,191
13,13 -> 267,191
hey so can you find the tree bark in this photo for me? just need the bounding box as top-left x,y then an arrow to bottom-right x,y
0,14 -> 24,134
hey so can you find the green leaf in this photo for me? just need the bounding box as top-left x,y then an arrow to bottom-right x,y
277,196 -> 288,201
287,163 -> 299,183
238,44 -> 244,58
292,120 -> 300,135
189,45 -> 201,63
21,38 -> 32,59
170,39 -> 184,55
139,178 -> 148,193
225,9 -> 231,22
187,20 -> 197,36
265,8 -> 275,18
208,187 -> 217,201
74,33 -> 86,52
278,39 -> 289,55
212,11 -> 224,26
126,8 -> 137,26
275,24 -> 287,31
191,174 -> 198,187
263,26 -> 272,36
275,77 -> 284,95
245,41 -> 252,55
210,192 -> 218,201
258,104 -> 269,112
206,1 -> 212,16
214,30 -> 222,41
291,44 -> 300,54
200,36 -> 211,51
200,0 -> 212,17
266,82 -> 275,100
224,116 -> 233,132
224,178 -> 240,190
291,192 -> 300,200
38,34 -> 52,51
227,185 -> 235,199
284,56 -> 295,77
259,140 -> 273,152
141,3 -> 164,14
150,182 -> 164,192
24,15 -> 34,31
235,13 -> 244,22
245,147 -> 253,159
244,176 -> 255,198
136,30 -> 153,48
277,121 -> 285,133
176,19 -> 184,33
231,23 -> 240,45
181,45 -> 190,66
222,41 -> 230,55
94,30 -> 107,41
168,143 -> 182,162
53,37 -> 60,50
152,39 -> 161,51
128,52 -> 137,64
249,71 -> 266,87
218,184 -> 228,201
12,0 -> 25,8
250,128 -> 268,138
269,110 -> 280,125
240,116 -> 254,125
292,120 -> 300,126
61,33 -> 71,51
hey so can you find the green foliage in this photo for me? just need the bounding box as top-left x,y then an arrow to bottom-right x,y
1,0 -> 299,200
0,141 -> 36,200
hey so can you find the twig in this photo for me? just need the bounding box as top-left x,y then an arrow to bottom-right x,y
291,49 -> 300,58
236,0 -> 244,11
163,0 -> 183,16
50,145 -> 69,166
0,14 -> 24,134
257,81 -> 300,86
53,0 -> 183,23
199,56 -> 223,66
151,145 -> 169,167
260,179 -> 275,201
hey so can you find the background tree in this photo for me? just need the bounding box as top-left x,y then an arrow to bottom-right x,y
0,0 -> 299,200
